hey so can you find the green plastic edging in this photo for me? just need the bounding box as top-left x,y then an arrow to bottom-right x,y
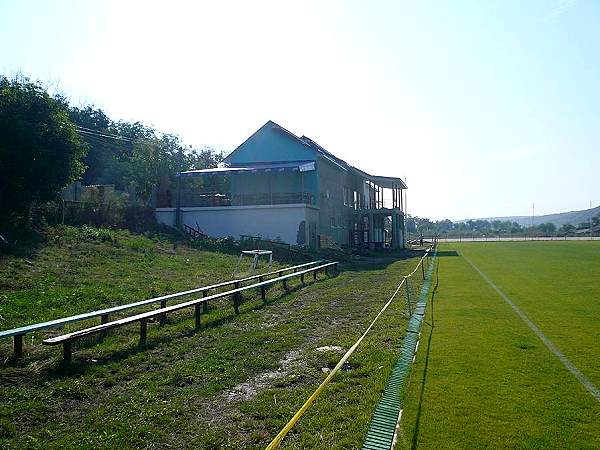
362,249 -> 437,450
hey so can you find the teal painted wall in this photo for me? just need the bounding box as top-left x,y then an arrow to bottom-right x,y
227,122 -> 316,164
227,122 -> 319,204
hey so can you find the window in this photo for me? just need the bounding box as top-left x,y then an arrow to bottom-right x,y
343,187 -> 351,206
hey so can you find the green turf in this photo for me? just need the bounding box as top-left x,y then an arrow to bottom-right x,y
0,226 -> 427,449
400,242 -> 600,449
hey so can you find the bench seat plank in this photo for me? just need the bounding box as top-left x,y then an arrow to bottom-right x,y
42,261 -> 337,346
0,260 -> 324,340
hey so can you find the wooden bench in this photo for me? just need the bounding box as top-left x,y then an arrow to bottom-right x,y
0,260 -> 325,359
42,261 -> 338,361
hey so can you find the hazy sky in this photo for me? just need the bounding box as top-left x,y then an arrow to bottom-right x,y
1,0 -> 598,220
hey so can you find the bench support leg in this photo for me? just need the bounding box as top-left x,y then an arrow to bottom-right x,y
139,320 -> 147,346
300,274 -> 305,285
313,270 -> 318,281
260,286 -> 266,303
101,314 -> 109,325
233,282 -> 241,314
233,294 -> 240,314
202,291 -> 209,313
63,342 -> 72,362
13,334 -> 24,360
159,300 -> 167,325
283,279 -> 289,292
195,304 -> 201,330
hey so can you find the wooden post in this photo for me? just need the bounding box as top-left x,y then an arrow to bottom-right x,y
202,290 -> 209,313
13,334 -> 24,359
313,269 -> 318,280
260,286 -> 266,303
282,278 -> 289,292
233,282 -> 241,314
63,341 -> 72,362
139,320 -> 147,346
159,300 -> 167,325
101,314 -> 109,325
195,304 -> 201,329
405,277 -> 412,316
300,273 -> 305,284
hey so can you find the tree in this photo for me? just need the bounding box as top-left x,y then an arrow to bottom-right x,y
69,105 -> 224,202
510,222 -> 523,234
405,215 -> 417,233
538,222 -> 556,234
0,76 -> 87,223
558,223 -> 575,236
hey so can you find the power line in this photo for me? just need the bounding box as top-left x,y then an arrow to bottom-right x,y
78,131 -> 133,153
75,126 -> 132,142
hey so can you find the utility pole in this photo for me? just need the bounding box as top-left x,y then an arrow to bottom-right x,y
590,200 -> 593,240
532,202 -> 535,240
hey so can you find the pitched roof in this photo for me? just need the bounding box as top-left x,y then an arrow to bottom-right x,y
227,120 -> 407,189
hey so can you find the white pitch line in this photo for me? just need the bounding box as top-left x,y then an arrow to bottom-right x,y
461,253 -> 600,403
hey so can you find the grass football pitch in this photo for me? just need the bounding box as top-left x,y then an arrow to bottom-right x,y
400,241 -> 600,449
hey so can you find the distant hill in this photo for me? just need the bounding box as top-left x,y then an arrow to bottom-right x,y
466,205 -> 600,228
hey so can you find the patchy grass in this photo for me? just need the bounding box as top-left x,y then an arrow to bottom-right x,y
0,226 -> 426,449
400,242 -> 600,449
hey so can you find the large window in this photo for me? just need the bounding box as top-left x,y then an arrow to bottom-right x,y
343,187 -> 352,206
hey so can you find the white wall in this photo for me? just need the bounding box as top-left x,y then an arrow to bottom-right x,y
156,204 -> 320,246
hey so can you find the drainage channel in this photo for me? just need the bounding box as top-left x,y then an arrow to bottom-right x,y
362,248 -> 437,450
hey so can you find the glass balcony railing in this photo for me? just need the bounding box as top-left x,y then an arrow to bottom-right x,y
181,192 -> 315,207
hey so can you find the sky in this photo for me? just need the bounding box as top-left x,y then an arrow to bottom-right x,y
1,0 -> 598,220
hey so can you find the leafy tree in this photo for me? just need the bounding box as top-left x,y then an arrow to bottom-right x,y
538,222 -> 556,234
68,106 -> 223,202
558,223 -> 575,235
0,76 -> 87,223
405,215 -> 417,233
510,222 -> 523,234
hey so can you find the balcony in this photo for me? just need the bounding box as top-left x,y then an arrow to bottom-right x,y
181,191 -> 315,208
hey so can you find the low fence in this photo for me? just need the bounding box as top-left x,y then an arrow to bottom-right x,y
435,236 -> 600,242
265,245 -> 436,449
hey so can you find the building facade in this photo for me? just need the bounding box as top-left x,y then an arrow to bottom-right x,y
155,121 -> 407,249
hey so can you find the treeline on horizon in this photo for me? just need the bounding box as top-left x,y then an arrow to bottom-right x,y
0,74 -> 224,234
406,215 -> 600,237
